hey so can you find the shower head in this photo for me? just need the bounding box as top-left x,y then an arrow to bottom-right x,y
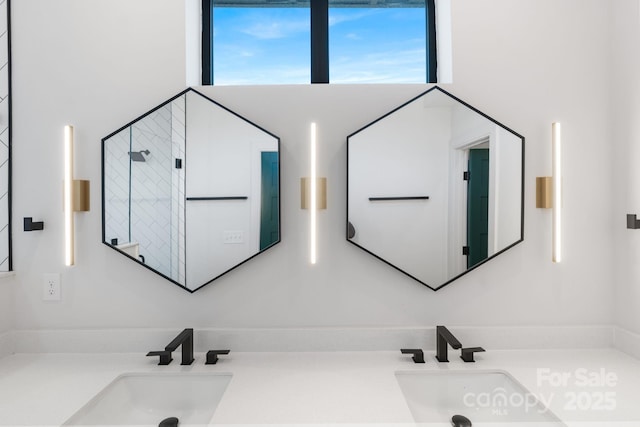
128,150 -> 150,162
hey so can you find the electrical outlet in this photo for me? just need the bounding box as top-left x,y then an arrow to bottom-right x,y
42,273 -> 61,301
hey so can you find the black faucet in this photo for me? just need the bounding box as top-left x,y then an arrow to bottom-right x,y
147,328 -> 195,365
146,349 -> 173,365
461,346 -> 485,363
435,325 -> 461,362
206,349 -> 231,365
400,348 -> 425,363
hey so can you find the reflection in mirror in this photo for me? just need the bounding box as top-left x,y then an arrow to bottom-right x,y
103,89 -> 280,292
347,86 -> 524,290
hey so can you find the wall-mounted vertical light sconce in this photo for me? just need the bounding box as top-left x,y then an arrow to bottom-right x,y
301,123 -> 327,265
64,125 -> 90,266
552,122 -> 562,263
536,122 -> 562,263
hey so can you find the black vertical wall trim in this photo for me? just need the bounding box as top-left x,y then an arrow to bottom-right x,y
127,127 -> 133,242
101,136 -> 106,246
6,0 -> 12,270
311,0 -> 329,84
202,0 -> 214,85
426,0 -> 437,83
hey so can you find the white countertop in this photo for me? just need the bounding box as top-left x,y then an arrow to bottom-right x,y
0,349 -> 638,426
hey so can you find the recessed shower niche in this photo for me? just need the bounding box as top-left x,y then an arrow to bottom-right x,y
347,86 -> 524,290
102,88 -> 280,292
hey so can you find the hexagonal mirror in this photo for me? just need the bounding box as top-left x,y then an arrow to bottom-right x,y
102,88 -> 280,292
347,86 -> 524,290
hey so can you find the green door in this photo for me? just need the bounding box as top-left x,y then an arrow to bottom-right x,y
260,152 -> 279,250
466,148 -> 489,268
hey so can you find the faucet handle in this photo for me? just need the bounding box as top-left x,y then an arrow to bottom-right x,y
205,350 -> 230,365
146,350 -> 173,365
460,347 -> 485,363
400,348 -> 425,364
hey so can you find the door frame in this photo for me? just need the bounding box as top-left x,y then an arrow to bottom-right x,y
447,126 -> 498,277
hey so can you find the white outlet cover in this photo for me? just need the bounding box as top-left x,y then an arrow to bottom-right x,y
42,273 -> 61,301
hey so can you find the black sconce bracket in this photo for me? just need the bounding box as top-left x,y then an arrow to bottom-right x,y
24,217 -> 44,231
627,214 -> 640,229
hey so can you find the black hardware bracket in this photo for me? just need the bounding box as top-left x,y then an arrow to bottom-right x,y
24,217 -> 44,231
369,196 -> 429,201
187,197 -> 248,201
627,214 -> 640,229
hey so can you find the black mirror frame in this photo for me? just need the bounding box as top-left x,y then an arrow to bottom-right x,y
101,87 -> 281,293
346,86 -> 525,291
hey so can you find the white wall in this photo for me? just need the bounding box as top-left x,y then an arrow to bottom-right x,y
185,91 -> 277,289
494,127 -> 522,251
348,103 -> 451,286
0,277 -> 14,357
612,0 -> 640,335
9,0 -> 614,332
0,278 -> 14,335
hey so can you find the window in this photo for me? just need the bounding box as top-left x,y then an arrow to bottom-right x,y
329,3 -> 427,83
202,0 -> 437,85
212,6 -> 311,85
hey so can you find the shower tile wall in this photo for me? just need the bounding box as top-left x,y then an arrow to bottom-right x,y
0,0 -> 10,271
103,101 -> 186,284
130,106 -> 174,278
104,129 -> 130,244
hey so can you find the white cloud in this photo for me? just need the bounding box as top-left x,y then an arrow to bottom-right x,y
329,9 -> 380,27
242,18 -> 309,39
214,62 -> 309,85
331,48 -> 426,83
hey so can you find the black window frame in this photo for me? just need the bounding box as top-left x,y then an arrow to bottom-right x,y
201,0 -> 437,85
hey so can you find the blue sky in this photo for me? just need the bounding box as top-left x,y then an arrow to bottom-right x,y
213,7 -> 426,85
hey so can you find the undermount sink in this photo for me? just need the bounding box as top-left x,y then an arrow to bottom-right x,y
395,370 -> 566,426
63,372 -> 232,426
